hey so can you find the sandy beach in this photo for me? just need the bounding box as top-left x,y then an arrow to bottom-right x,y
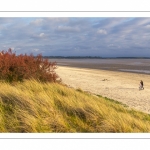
56,66 -> 150,114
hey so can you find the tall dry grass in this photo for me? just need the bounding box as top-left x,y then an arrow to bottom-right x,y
0,79 -> 150,132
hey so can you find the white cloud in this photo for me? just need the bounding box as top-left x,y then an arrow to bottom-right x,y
30,18 -> 43,26
108,44 -> 114,47
136,18 -> 150,26
39,33 -> 45,37
31,33 -> 46,39
16,47 -> 21,50
57,26 -> 80,32
97,29 -> 107,35
11,47 -> 15,50
145,24 -> 150,28
47,17 -> 69,23
33,48 -> 39,52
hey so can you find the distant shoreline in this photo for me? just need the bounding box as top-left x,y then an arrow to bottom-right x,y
48,58 -> 150,75
44,56 -> 150,59
57,64 -> 150,75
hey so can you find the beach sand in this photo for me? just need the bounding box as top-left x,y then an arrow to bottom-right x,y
56,66 -> 150,114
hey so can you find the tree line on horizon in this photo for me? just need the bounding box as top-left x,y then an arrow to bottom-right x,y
44,56 -> 150,59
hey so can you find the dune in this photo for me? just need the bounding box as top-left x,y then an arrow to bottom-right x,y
56,66 -> 150,114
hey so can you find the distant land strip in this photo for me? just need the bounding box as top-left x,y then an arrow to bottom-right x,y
43,56 -> 150,59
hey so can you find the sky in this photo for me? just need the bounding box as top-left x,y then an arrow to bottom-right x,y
0,17 -> 150,57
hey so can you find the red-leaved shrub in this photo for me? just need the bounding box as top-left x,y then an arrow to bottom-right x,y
0,48 -> 59,83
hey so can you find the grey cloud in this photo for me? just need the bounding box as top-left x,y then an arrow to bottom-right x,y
0,17 -> 150,57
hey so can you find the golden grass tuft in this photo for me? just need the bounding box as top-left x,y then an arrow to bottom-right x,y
0,79 -> 150,132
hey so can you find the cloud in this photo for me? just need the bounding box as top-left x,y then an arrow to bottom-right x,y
33,48 -> 39,52
30,18 -> 44,26
145,24 -> 150,28
39,33 -> 45,38
56,26 -> 80,33
97,29 -> 107,35
134,18 -> 150,26
46,17 -> 69,23
0,17 -> 150,57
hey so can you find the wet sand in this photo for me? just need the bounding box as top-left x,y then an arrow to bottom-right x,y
56,66 -> 150,114
51,58 -> 150,75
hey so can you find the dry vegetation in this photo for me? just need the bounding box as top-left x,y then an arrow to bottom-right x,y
0,49 -> 150,132
0,49 -> 59,83
0,79 -> 150,132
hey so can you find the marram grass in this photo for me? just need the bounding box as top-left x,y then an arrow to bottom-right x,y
0,79 -> 150,132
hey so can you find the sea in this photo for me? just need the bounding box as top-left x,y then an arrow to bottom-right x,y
48,58 -> 150,75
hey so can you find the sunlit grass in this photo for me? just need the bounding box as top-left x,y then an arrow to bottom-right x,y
0,79 -> 150,132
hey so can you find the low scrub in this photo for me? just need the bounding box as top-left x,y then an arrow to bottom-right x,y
0,79 -> 150,132
0,48 -> 59,83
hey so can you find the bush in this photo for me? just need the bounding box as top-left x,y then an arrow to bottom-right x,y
0,48 -> 59,83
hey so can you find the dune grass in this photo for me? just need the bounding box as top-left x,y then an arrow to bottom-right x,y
0,79 -> 150,133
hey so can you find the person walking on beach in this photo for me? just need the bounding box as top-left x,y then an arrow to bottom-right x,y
139,80 -> 144,90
